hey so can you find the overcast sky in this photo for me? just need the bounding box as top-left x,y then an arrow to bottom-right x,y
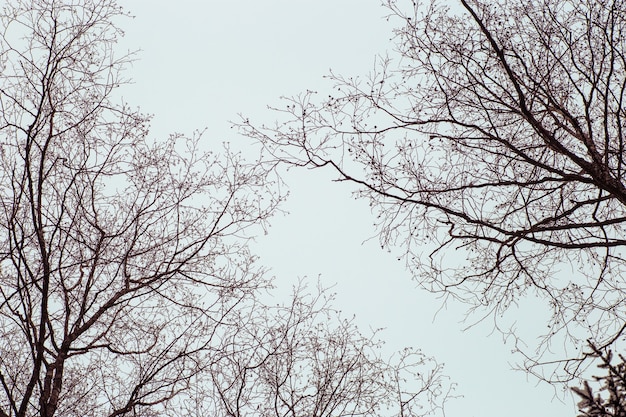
119,1 -> 576,416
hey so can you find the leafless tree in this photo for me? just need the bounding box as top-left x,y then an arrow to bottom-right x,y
207,281 -> 452,417
240,0 -> 626,383
0,1 -> 283,416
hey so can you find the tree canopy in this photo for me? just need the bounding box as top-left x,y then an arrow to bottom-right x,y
242,0 -> 626,383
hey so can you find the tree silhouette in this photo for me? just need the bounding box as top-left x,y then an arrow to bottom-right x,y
208,281 -> 452,417
241,0 -> 626,382
0,1 -> 283,415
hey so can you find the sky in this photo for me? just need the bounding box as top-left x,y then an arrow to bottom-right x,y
118,1 -> 576,416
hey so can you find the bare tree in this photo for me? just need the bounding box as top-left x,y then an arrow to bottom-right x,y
240,0 -> 626,383
207,281 -> 452,417
0,1 -> 283,416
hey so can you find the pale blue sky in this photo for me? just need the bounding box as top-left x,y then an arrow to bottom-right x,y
119,2 -> 575,416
